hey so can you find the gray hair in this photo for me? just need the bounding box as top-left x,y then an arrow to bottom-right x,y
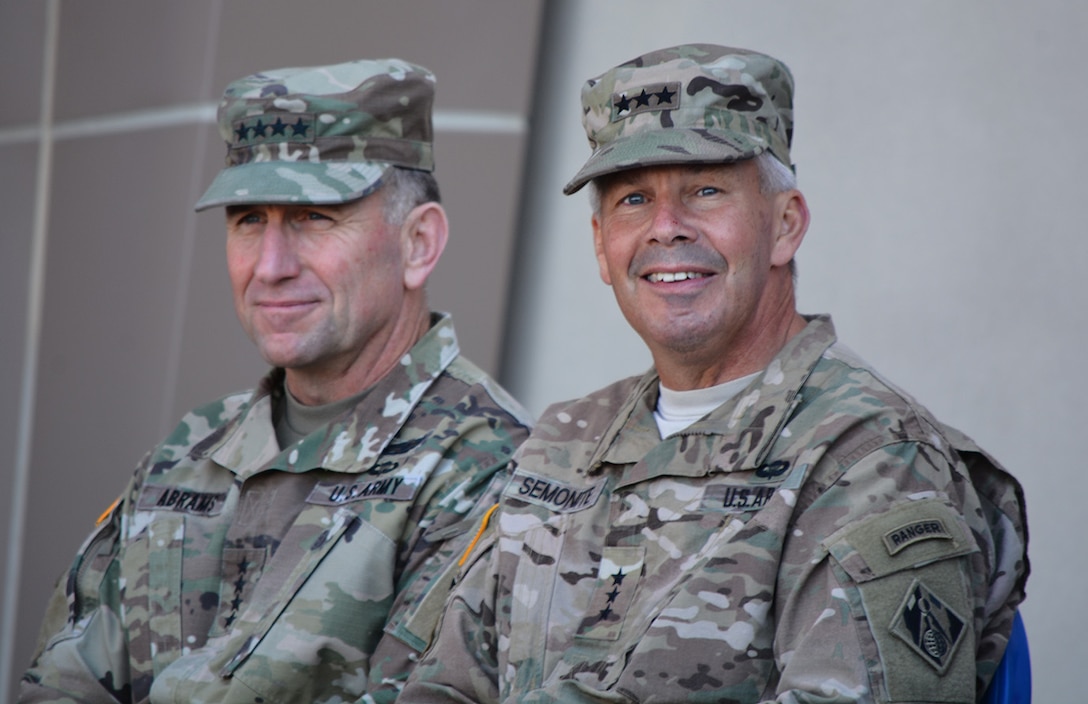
755,153 -> 800,280
754,152 -> 796,194
380,166 -> 442,227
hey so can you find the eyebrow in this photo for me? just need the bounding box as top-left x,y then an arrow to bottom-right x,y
607,164 -> 733,187
224,202 -> 353,217
224,205 -> 252,217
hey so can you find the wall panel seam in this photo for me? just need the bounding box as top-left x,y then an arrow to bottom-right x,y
2,0 -> 60,698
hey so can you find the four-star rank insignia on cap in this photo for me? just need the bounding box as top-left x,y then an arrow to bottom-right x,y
889,578 -> 967,674
611,82 -> 680,122
231,114 -> 314,147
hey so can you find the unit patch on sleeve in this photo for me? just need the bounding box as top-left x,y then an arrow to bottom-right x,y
882,518 -> 952,556
889,579 -> 966,674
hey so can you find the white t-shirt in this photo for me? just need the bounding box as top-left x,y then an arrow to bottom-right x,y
653,372 -> 760,438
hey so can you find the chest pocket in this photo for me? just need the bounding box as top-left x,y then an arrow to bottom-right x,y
216,505 -> 396,703
121,514 -> 185,678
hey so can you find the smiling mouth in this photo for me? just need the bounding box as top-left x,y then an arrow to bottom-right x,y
644,272 -> 709,283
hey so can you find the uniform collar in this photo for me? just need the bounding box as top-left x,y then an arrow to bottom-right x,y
201,312 -> 461,476
594,315 -> 836,482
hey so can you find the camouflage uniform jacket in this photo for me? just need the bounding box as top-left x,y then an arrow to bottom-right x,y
21,314 -> 532,704
402,315 -> 1028,704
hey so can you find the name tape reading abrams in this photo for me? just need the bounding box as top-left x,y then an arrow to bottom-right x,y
137,486 -> 228,516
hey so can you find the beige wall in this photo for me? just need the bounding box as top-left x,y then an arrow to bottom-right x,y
0,1 -> 542,698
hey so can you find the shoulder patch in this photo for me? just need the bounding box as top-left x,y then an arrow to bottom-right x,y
882,517 -> 952,556
823,498 -> 978,582
889,578 -> 967,674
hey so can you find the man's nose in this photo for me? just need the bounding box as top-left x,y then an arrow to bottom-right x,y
253,220 -> 301,282
647,196 -> 696,244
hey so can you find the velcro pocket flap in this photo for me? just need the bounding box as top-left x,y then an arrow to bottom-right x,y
389,516 -> 498,653
822,498 -> 978,582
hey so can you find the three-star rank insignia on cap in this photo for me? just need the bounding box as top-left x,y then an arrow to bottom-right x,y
889,579 -> 967,674
231,113 -> 314,146
611,82 -> 680,122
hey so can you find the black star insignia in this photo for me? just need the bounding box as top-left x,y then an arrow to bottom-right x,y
610,569 -> 626,586
290,118 -> 310,137
633,89 -> 652,107
614,94 -> 632,113
251,119 -> 267,139
234,123 -> 250,143
655,85 -> 676,106
231,596 -> 243,610
269,118 -> 287,136
607,587 -> 621,602
598,605 -> 613,620
223,614 -> 236,628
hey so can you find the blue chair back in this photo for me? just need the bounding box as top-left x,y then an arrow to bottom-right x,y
981,610 -> 1030,704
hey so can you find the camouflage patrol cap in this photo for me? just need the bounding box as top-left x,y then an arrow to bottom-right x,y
564,44 -> 794,195
195,58 -> 435,211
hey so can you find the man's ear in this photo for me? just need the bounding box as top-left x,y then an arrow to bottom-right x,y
401,202 -> 449,291
770,189 -> 810,268
592,213 -> 613,286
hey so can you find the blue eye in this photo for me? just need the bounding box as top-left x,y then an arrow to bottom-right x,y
621,193 -> 646,206
697,186 -> 719,197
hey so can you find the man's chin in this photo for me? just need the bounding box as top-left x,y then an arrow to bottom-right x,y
253,338 -> 316,371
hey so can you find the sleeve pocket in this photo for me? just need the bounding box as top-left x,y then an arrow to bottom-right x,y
822,498 -> 980,703
68,504 -> 122,620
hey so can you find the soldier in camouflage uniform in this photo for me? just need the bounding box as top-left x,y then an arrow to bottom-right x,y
400,44 -> 1028,703
20,58 -> 531,703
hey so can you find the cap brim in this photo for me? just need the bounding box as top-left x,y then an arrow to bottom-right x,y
562,128 -> 769,195
194,160 -> 389,211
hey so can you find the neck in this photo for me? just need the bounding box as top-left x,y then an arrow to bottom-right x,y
656,291 -> 806,391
